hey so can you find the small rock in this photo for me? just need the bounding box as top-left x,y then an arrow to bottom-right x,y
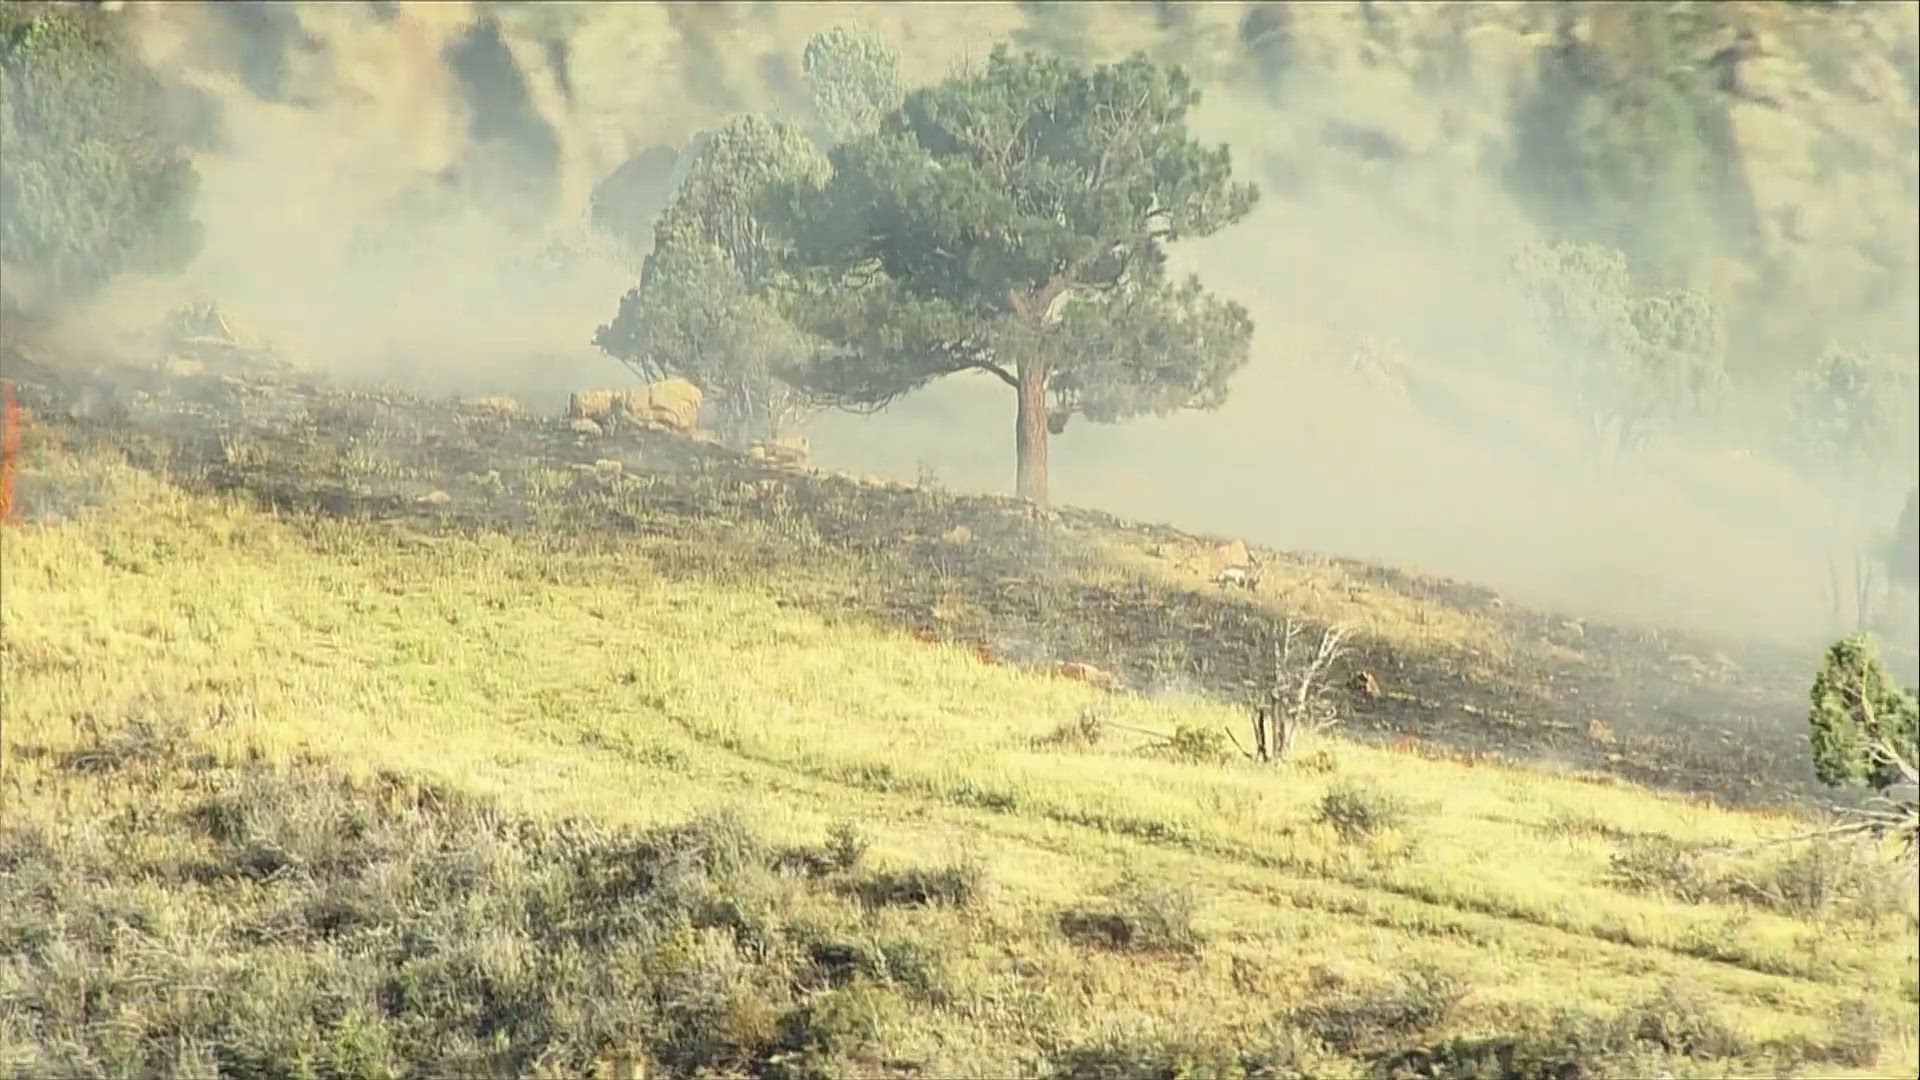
1216,565 -> 1258,590
462,395 -> 525,418
415,490 -> 452,507
1667,653 -> 1711,680
570,418 -> 602,436
942,525 -> 972,544
750,436 -> 810,467
1057,661 -> 1120,692
1209,539 -> 1252,572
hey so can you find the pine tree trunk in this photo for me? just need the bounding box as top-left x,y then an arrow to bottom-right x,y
1014,360 -> 1050,504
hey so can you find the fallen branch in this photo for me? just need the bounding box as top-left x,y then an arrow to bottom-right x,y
1718,736 -> 1918,861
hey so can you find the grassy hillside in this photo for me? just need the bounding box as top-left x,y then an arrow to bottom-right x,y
2,357 -> 1916,1077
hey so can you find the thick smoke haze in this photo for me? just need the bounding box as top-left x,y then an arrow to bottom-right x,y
56,1 -> 1920,650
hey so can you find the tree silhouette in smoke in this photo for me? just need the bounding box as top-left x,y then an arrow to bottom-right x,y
0,1 -> 202,310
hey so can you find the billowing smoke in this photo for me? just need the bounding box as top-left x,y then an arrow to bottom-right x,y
61,1 -> 1920,647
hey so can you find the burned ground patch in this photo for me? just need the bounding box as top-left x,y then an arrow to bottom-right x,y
2,354 -> 1836,809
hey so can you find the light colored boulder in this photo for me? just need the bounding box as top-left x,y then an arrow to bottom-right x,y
567,378 -> 704,435
462,395 -> 525,419
748,435 -> 810,467
1057,661 -> 1120,693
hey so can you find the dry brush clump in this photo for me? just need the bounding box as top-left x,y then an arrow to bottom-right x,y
1606,832 -> 1912,924
0,718 -> 980,1079
1056,868 -> 1205,956
1286,963 -> 1467,1056
1316,780 -> 1417,844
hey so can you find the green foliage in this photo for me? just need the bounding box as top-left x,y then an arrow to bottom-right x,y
0,2 -> 202,307
801,26 -> 903,145
1618,287 -> 1730,427
1784,343 -> 1920,485
594,115 -> 830,447
782,45 -> 1258,501
1509,239 -> 1727,454
1806,634 -> 1920,792
655,114 -> 831,291
595,240 -> 815,446
1153,720 -> 1237,764
1508,4 -> 1733,289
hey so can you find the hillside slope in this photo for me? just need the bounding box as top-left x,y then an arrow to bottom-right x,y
0,350 -> 1864,808
3,354 -> 1916,1077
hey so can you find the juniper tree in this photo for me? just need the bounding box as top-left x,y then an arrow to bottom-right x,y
594,114 -> 829,447
780,45 -> 1258,504
1804,635 -> 1919,857
1809,635 -> 1918,792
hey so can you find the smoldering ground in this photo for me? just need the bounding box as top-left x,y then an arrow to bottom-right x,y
40,1 -> 1920,651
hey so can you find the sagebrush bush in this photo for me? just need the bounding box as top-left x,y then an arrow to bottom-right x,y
1287,964 -> 1465,1054
1158,723 -> 1238,764
1607,833 -> 1909,923
0,722 -> 960,1079
1316,780 -> 1413,841
1058,869 -> 1205,955
1605,834 -> 1724,905
849,857 -> 987,909
1383,982 -> 1756,1079
1034,708 -> 1108,751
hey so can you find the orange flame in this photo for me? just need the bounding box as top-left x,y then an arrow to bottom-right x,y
0,379 -> 19,526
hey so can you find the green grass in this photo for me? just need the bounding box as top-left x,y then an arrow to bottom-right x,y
3,445 -> 1917,1077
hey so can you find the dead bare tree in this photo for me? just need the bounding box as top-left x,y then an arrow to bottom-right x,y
1826,545 -> 1883,636
1245,619 -> 1351,763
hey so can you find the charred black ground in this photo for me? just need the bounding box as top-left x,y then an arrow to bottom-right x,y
1,347 -> 1866,812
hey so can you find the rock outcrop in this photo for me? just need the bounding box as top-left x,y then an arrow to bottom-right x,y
747,435 -> 810,468
567,378 -> 704,435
